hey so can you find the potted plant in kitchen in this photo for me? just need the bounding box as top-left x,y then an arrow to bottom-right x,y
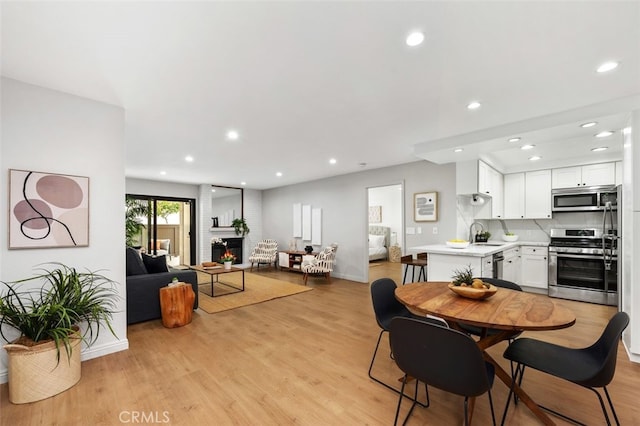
231,218 -> 250,237
475,231 -> 492,243
0,263 -> 118,404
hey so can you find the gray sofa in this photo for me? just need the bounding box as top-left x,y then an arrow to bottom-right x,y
126,247 -> 199,325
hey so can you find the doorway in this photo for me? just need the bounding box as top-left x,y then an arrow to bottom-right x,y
126,194 -> 197,267
366,183 -> 404,282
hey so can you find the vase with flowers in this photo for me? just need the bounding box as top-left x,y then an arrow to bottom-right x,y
220,250 -> 236,269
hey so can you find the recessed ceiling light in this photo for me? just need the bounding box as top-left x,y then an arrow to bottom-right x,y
359,162 -> 367,167
521,144 -> 535,150
596,61 -> 619,73
329,158 -> 337,164
580,121 -> 597,128
226,130 -> 239,140
240,181 -> 246,186
406,31 -> 424,47
508,137 -> 521,143
595,131 -> 614,138
529,156 -> 541,161
276,172 -> 283,177
467,101 -> 481,110
185,155 -> 194,162
454,148 -> 463,153
160,171 -> 166,175
211,189 -> 216,192
591,147 -> 608,152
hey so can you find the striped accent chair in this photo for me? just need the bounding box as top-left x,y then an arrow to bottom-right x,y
248,239 -> 278,271
301,245 -> 337,285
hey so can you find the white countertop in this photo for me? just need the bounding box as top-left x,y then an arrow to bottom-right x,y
409,240 -> 549,257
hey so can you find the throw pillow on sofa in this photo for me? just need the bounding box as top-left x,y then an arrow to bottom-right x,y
126,247 -> 148,276
142,253 -> 169,274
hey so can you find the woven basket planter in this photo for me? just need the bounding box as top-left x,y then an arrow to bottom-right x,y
4,333 -> 81,404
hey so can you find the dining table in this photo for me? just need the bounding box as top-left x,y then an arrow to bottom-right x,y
395,281 -> 576,425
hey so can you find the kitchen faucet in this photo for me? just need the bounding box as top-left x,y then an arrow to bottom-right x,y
469,222 -> 484,243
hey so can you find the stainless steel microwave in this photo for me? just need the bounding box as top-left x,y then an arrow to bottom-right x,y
551,185 -> 619,212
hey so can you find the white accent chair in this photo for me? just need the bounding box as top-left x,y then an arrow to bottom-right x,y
301,245 -> 337,285
248,239 -> 278,271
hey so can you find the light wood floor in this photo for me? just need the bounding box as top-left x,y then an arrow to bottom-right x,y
2,261 -> 639,425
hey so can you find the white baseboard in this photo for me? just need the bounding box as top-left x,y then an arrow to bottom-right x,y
81,338 -> 129,361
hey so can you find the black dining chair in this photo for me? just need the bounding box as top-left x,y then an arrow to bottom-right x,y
368,278 -> 446,404
389,317 -> 496,426
502,311 -> 629,425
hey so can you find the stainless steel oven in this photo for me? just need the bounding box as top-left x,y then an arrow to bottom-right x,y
548,229 -> 618,306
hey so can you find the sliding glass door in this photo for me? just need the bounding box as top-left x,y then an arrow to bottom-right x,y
126,194 -> 197,267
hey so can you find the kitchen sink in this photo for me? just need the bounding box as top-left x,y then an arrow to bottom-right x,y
472,242 -> 504,246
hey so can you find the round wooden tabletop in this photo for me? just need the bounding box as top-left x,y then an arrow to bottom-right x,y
395,281 -> 576,331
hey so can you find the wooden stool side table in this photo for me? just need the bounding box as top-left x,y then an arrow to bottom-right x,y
159,283 -> 195,328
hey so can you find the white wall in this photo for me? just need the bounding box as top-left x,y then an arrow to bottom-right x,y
0,78 -> 127,383
262,161 -> 457,283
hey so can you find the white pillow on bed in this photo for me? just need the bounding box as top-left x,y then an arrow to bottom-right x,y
369,234 -> 386,249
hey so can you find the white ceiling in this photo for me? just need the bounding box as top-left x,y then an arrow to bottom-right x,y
2,1 -> 639,189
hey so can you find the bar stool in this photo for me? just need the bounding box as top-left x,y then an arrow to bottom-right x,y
401,253 -> 428,284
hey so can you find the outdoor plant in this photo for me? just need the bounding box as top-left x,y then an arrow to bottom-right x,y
0,263 -> 119,361
125,196 -> 149,247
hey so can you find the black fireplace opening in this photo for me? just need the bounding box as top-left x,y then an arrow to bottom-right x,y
212,238 -> 243,263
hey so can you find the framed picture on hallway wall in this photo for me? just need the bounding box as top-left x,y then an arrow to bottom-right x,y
414,191 -> 437,222
8,169 -> 89,249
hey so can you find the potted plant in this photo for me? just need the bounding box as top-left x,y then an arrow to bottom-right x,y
475,231 -> 491,243
220,250 -> 237,269
0,263 -> 119,404
231,218 -> 250,237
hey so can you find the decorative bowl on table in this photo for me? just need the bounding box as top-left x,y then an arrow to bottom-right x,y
202,261 -> 218,268
448,283 -> 497,299
502,234 -> 519,242
446,240 -> 470,249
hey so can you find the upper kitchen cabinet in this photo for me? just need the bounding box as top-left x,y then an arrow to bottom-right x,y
504,170 -> 552,219
551,162 -> 616,189
503,173 -> 525,219
524,169 -> 552,219
457,160 -> 504,219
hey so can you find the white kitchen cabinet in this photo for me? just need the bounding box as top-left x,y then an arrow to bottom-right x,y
615,161 -> 623,186
481,255 -> 494,278
503,173 -> 525,219
552,162 -> 615,188
457,160 -> 504,219
502,247 -> 520,283
524,169 -> 552,219
520,246 -> 548,290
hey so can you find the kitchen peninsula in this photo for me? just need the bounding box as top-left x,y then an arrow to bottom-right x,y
409,241 -> 549,290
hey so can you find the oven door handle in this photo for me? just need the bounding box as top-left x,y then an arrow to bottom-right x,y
555,253 -> 616,260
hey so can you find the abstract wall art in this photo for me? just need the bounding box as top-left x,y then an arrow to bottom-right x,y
9,169 -> 89,249
368,205 -> 382,223
414,191 -> 438,222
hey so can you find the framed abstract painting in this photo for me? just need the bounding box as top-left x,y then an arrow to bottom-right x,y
8,169 -> 89,249
414,191 -> 438,222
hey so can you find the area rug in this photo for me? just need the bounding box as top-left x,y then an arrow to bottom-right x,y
196,271 -> 313,314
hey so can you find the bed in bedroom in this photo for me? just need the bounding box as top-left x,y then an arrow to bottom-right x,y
368,225 -> 390,261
